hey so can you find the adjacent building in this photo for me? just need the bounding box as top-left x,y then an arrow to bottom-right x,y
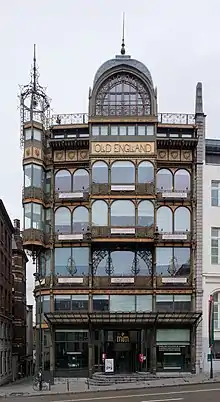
21,43 -> 204,377
0,200 -> 13,385
203,139 -> 220,372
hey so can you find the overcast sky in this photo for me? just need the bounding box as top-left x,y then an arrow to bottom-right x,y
0,0 -> 219,306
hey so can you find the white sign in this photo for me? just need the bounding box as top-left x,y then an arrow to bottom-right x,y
111,185 -> 135,191
162,192 -> 187,198
111,277 -> 134,284
162,277 -> 187,284
162,234 -> 187,240
111,228 -> 135,235
105,358 -> 114,373
58,277 -> 84,284
58,234 -> 83,240
58,192 -> 84,199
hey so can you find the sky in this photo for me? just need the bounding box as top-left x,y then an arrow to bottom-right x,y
0,0 -> 219,307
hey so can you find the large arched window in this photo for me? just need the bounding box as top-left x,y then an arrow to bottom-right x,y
55,207 -> 71,233
174,207 -> 190,232
111,161 -> 135,184
55,170 -> 71,192
95,73 -> 151,117
111,200 -> 135,227
138,161 -> 154,183
138,201 -> 154,226
72,169 -> 89,191
92,200 -> 108,226
157,206 -> 172,232
174,169 -> 191,191
72,206 -> 89,233
92,162 -> 108,184
157,169 -> 173,191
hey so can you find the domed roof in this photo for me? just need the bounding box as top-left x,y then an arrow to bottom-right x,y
93,54 -> 153,88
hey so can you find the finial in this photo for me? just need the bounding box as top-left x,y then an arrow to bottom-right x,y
195,82 -> 203,114
33,44 -> 37,91
121,12 -> 125,55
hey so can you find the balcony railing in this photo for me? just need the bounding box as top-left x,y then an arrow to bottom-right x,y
91,225 -> 154,239
50,113 -> 195,127
22,187 -> 51,204
91,183 -> 155,196
22,228 -> 45,245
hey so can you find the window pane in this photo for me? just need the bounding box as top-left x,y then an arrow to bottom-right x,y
72,247 -> 89,275
45,171 -> 51,193
111,161 -> 135,184
110,126 -> 118,136
100,126 -> 108,136
93,295 -> 109,312
136,295 -> 152,311
174,207 -> 190,232
119,126 -> 127,136
138,201 -> 154,227
33,129 -> 42,141
24,128 -> 31,141
33,165 -> 43,188
174,248 -> 190,276
92,126 -> 99,136
73,169 -> 89,191
55,207 -> 71,233
157,207 -> 172,232
157,169 -> 172,191
137,126 -> 146,136
93,250 -> 108,276
111,200 -> 135,226
127,126 -> 135,136
72,295 -> 88,310
92,162 -> 108,184
55,248 -> 71,276
54,295 -> 71,311
146,125 -> 154,135
174,169 -> 190,191
32,203 -> 42,230
156,248 -> 172,276
72,207 -> 89,232
138,161 -> 154,183
24,203 -> 31,229
110,295 -> 135,312
110,250 -> 134,276
55,170 -> 71,192
24,165 -> 32,187
92,201 -> 108,226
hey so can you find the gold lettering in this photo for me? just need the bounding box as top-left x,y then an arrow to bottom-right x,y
92,142 -> 154,155
106,144 -> 111,153
94,144 -> 101,153
114,144 -> 119,153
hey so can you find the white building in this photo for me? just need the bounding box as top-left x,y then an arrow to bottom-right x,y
203,139 -> 220,372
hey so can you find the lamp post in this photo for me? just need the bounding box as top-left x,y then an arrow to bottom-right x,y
33,270 -> 43,391
208,295 -> 214,379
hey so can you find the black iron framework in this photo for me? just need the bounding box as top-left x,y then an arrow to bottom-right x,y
95,73 -> 151,117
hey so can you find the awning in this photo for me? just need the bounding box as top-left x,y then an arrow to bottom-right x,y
44,311 -> 202,326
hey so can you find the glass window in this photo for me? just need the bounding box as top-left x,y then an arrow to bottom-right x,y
24,128 -> 31,141
24,203 -> 31,229
92,200 -> 108,226
45,171 -> 51,194
55,207 -> 71,233
92,250 -> 109,276
93,295 -> 109,312
55,248 -> 71,276
156,247 -> 190,277
73,169 -> 89,192
92,126 -> 100,136
137,125 -> 146,136
136,295 -> 152,311
174,169 -> 190,191
111,200 -> 135,226
127,126 -> 135,136
157,207 -> 172,232
156,295 -> 191,312
138,201 -> 154,227
55,295 -> 71,311
119,126 -> 127,136
72,247 -> 89,276
33,129 -> 42,141
45,208 -> 51,234
33,165 -> 43,187
146,125 -> 154,135
111,161 -> 135,184
72,295 -> 88,310
110,250 -> 134,276
100,126 -> 108,136
174,207 -> 190,232
111,126 -> 118,136
24,165 -> 32,187
156,329 -> 190,343
72,206 -> 89,233
110,295 -> 135,312
92,162 -> 108,184
211,181 -> 220,206
211,227 -> 220,264
213,292 -> 220,330
138,161 -> 154,183
55,170 -> 71,192
39,249 -> 51,276
157,169 -> 173,191
32,203 -> 42,230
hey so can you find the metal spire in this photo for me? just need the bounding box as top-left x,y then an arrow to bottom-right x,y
33,44 -> 37,92
121,12 -> 125,55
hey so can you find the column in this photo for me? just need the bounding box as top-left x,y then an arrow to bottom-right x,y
49,328 -> 55,383
151,327 -> 156,374
88,323 -> 93,378
191,326 -> 196,374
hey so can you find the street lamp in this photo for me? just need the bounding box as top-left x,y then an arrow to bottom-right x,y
33,268 -> 44,391
208,295 -> 214,379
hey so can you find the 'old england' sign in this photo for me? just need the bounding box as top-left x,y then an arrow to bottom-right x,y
91,142 -> 155,156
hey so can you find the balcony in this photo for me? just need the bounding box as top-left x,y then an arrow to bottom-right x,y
157,113 -> 195,125
91,183 -> 155,196
55,191 -> 89,203
91,225 -> 154,240
22,228 -> 45,248
22,187 -> 51,204
92,276 -> 152,289
155,231 -> 191,243
50,113 -> 88,126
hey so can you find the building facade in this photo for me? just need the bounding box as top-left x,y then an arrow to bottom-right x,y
203,139 -> 220,372
0,200 -> 13,385
21,44 -> 204,377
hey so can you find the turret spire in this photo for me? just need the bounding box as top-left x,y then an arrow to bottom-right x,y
121,12 -> 125,55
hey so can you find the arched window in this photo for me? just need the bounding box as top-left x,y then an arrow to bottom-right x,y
111,161 -> 135,184
73,169 -> 89,191
157,207 -> 172,232
55,207 -> 71,233
174,169 -> 191,191
138,201 -> 154,227
55,170 -> 71,192
72,206 -> 89,233
92,200 -> 108,226
138,161 -> 154,183
110,250 -> 135,276
157,169 -> 172,191
174,207 -> 190,232
92,162 -> 108,184
95,73 -> 151,117
111,200 -> 135,227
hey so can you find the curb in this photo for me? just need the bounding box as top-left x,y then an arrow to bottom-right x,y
1,378 -> 220,399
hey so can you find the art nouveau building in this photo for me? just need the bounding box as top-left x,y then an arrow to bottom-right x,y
21,44 -> 204,377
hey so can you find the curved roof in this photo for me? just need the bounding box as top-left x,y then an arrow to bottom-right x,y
93,55 -> 153,88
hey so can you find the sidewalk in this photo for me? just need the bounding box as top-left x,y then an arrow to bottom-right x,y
0,374 -> 220,398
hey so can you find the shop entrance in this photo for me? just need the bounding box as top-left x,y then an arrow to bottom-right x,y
104,330 -> 138,373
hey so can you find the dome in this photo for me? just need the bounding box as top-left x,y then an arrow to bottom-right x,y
93,54 -> 153,88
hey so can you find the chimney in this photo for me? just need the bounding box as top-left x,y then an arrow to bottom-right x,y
14,219 -> 20,233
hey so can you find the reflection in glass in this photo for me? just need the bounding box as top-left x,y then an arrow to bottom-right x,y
24,164 -> 43,188
174,169 -> 190,191
72,206 -> 89,232
157,207 -> 172,232
32,203 -> 42,230
157,169 -> 172,191
93,295 -> 109,312
55,247 -> 89,276
24,165 -> 32,187
136,295 -> 152,311
138,161 -> 154,183
110,295 -> 135,312
55,169 -> 71,192
39,249 -> 51,276
111,200 -> 135,226
92,200 -> 108,226
73,169 -> 89,191
174,207 -> 190,232
92,162 -> 108,184
156,247 -> 190,276
110,250 -> 134,276
55,207 -> 71,233
111,161 -> 135,184
55,295 -> 71,311
24,203 -> 31,229
138,201 -> 154,226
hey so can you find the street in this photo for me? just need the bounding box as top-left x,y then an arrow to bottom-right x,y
4,383 -> 220,402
